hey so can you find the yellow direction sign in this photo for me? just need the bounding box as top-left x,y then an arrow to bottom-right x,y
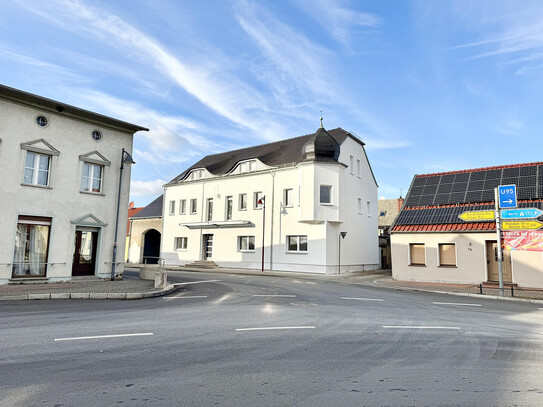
502,220 -> 543,230
459,210 -> 495,221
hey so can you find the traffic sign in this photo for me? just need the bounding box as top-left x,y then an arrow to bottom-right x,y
502,220 -> 543,230
498,185 -> 517,208
501,208 -> 543,219
459,210 -> 495,221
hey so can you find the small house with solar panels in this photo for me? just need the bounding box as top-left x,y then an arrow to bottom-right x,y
160,124 -> 379,274
390,162 -> 543,288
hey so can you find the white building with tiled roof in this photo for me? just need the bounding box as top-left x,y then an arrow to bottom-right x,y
0,84 -> 147,284
161,125 -> 379,274
391,162 -> 543,288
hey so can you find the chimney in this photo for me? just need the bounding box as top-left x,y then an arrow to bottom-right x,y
129,201 -> 135,209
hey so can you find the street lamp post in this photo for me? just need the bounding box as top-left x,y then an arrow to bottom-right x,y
258,196 -> 265,272
338,232 -> 347,274
111,148 -> 135,281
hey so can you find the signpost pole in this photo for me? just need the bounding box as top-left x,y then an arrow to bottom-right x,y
494,188 -> 504,296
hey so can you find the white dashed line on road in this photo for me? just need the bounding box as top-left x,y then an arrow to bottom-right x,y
340,297 -> 384,302
54,333 -> 154,341
236,326 -> 316,331
433,302 -> 482,307
382,326 -> 461,330
172,280 -> 220,286
253,294 -> 297,298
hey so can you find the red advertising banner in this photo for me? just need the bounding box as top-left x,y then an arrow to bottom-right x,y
502,231 -> 543,251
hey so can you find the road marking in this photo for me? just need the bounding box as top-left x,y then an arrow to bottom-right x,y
382,326 -> 461,330
172,279 -> 220,286
236,326 -> 316,331
164,295 -> 208,299
433,302 -> 481,307
55,333 -> 153,341
253,294 -> 297,298
340,297 -> 384,302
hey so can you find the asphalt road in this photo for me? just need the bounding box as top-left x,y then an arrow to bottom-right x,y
1,269 -> 543,406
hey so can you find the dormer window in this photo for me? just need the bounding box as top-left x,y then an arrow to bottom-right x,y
189,169 -> 204,180
239,160 -> 256,173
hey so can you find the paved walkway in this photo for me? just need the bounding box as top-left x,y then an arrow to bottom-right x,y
1,266 -> 542,303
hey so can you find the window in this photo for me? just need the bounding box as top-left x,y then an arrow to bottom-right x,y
320,185 -> 331,204
439,243 -> 456,267
179,199 -> 186,215
24,152 -> 51,187
207,198 -> 213,221
284,188 -> 293,207
238,236 -> 255,252
239,193 -> 247,210
358,198 -> 362,214
379,211 -> 387,217
409,243 -> 425,266
189,169 -> 203,180
287,235 -> 308,252
190,199 -> 197,214
80,162 -> 103,193
349,155 -> 354,174
367,201 -> 371,216
91,130 -> 102,141
356,159 -> 361,177
169,200 -> 176,215
175,237 -> 188,250
226,196 -> 233,220
254,191 -> 264,209
12,216 -> 51,278
36,115 -> 48,127
239,160 -> 256,173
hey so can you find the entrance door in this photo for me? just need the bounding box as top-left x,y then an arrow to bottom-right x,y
203,234 -> 213,259
72,230 -> 98,276
486,241 -> 512,282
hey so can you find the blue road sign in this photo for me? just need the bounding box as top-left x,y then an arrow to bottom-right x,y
501,208 -> 543,219
498,184 -> 517,208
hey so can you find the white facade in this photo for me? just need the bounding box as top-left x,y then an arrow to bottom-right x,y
0,85 -> 146,284
161,130 -> 379,274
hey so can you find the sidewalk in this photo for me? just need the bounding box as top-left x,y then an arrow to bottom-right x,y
0,277 -> 174,301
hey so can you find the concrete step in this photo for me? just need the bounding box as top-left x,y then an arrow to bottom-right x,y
185,261 -> 219,268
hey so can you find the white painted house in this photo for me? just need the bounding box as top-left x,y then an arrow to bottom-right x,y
161,125 -> 379,274
0,84 -> 147,284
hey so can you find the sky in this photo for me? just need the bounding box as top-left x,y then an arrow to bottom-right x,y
2,0 -> 543,207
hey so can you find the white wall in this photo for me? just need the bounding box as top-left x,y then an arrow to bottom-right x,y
0,97 -> 135,283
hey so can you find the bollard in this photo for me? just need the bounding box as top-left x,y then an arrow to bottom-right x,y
511,285 -> 514,297
479,283 -> 483,295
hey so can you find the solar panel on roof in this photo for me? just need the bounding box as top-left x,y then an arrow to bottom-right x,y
419,195 -> 435,205
501,177 -> 518,186
484,179 -> 500,189
470,171 -> 485,181
410,186 -> 424,195
437,183 -> 453,193
413,177 -> 426,187
503,167 -> 520,177
465,191 -> 482,202
405,195 -> 420,206
449,192 -> 466,202
454,173 -> 470,182
452,182 -> 467,192
441,174 -> 455,183
434,194 -> 450,205
520,166 -> 537,176
423,184 -> 438,194
518,176 -> 537,188
425,176 -> 440,185
485,169 -> 501,179
468,180 -> 484,191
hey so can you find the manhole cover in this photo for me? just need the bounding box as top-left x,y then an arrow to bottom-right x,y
290,302 -> 317,307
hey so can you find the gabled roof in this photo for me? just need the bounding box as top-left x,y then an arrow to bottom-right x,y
168,127 -> 360,184
393,162 -> 543,233
0,84 -> 148,133
131,195 -> 163,219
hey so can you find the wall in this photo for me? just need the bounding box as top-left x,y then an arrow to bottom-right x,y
127,218 -> 162,263
0,97 -> 134,283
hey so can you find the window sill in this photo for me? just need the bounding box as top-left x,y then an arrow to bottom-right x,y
176,249 -> 188,252
239,208 -> 247,211
286,251 -> 308,254
438,265 -> 457,268
320,203 -> 333,206
80,190 -> 105,196
409,264 -> 426,267
21,183 -> 52,190
239,250 -> 255,253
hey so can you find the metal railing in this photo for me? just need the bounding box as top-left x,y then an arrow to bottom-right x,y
478,283 -> 543,298
0,262 -> 66,266
142,256 -> 164,267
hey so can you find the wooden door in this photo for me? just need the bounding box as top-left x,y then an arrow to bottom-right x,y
72,231 -> 98,276
486,241 -> 512,283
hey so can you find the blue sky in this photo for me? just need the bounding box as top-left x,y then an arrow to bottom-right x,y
2,0 -> 543,206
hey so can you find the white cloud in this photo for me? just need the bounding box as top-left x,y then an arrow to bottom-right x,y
130,179 -> 167,197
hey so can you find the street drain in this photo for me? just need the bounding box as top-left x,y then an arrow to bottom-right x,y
290,302 -> 317,307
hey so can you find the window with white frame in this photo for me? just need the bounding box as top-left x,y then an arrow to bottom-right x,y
320,185 -> 332,204
239,160 -> 256,173
438,243 -> 456,266
226,196 -> 233,220
179,199 -> 186,215
81,162 -> 103,193
409,243 -> 425,266
12,216 -> 51,277
169,200 -> 176,215
284,188 -> 293,207
254,191 -> 264,209
238,236 -> 255,252
357,159 -> 361,177
349,155 -> 354,174
175,237 -> 188,250
207,198 -> 213,221
239,193 -> 247,210
190,199 -> 197,214
287,235 -> 308,252
24,152 -> 51,187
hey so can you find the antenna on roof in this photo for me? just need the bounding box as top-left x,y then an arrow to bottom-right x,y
400,189 -> 403,199
320,111 -> 324,128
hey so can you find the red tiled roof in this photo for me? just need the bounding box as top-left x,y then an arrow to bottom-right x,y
417,162 -> 543,178
393,222 -> 495,232
403,199 -> 543,211
127,207 -> 144,235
